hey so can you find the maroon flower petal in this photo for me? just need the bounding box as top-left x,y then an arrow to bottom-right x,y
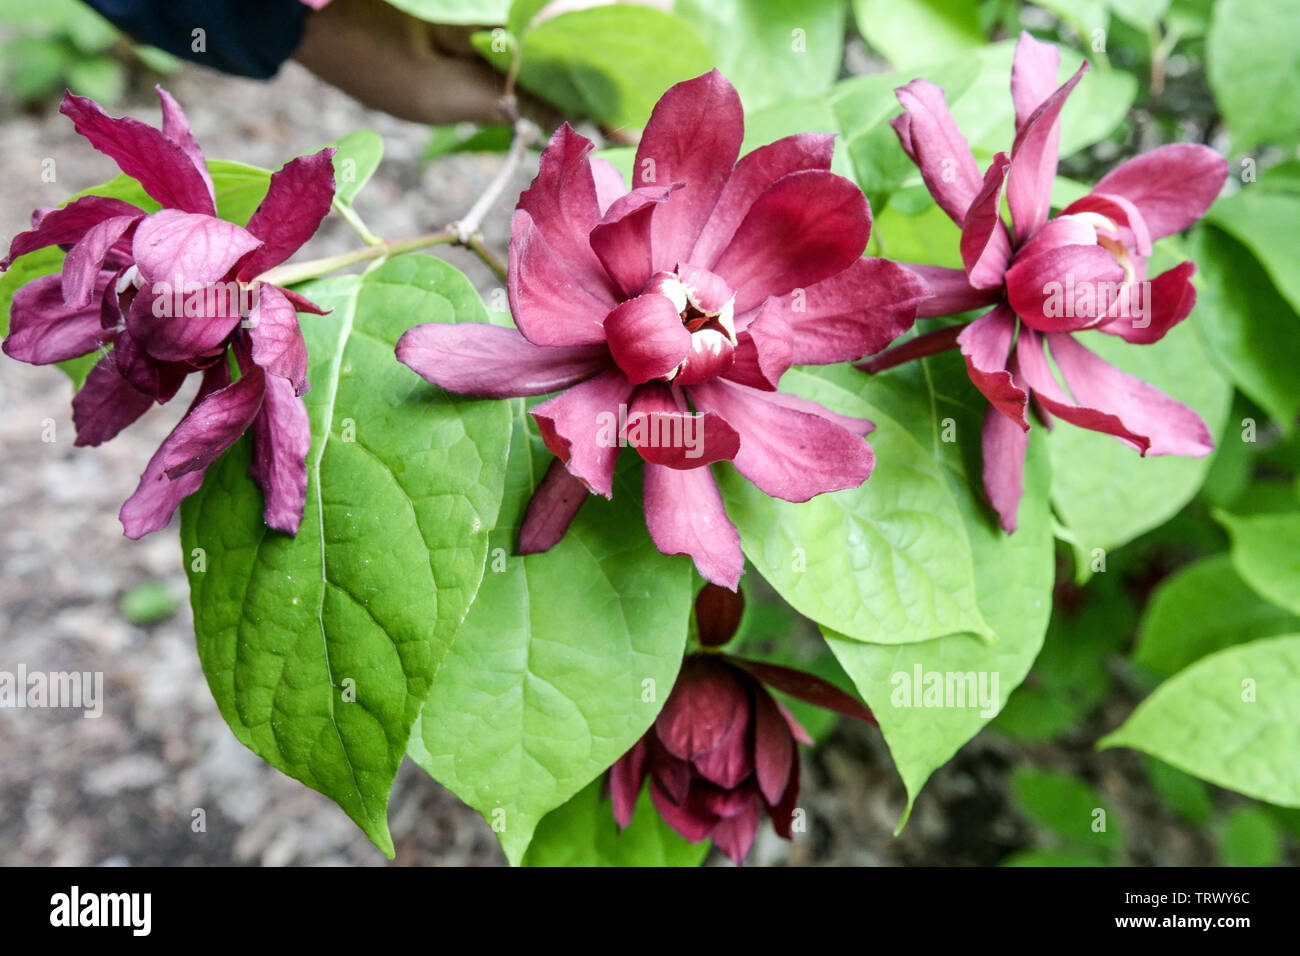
588,185 -> 679,298
907,264 -> 1001,319
760,389 -> 874,437
237,149 -> 337,280
62,216 -> 138,308
766,742 -> 801,838
690,132 -> 835,267
892,79 -> 984,224
957,304 -> 1028,428
730,658 -> 876,724
655,657 -> 750,761
726,298 -> 792,391
713,170 -> 871,313
132,209 -> 262,287
711,793 -> 764,865
278,287 -> 329,316
109,329 -> 187,402
1092,143 -> 1228,241
71,355 -> 154,447
648,778 -> 715,843
125,276 -> 243,363
642,460 -> 744,590
786,257 -> 928,364
249,371 -> 310,533
396,320 -> 608,399
1006,61 -> 1088,242
529,367 -> 634,497
1005,243 -> 1126,332
960,153 -> 1013,289
60,92 -> 216,216
160,365 -> 266,480
635,69 -> 744,272
981,393 -> 1030,534
3,195 -> 143,268
690,379 -> 874,502
248,285 -> 309,395
155,86 -> 215,210
603,293 -> 692,384
625,382 -> 740,469
518,458 -> 590,555
3,272 -> 112,364
1013,213 -> 1098,262
1010,30 -> 1061,131
690,698 -> 753,790
508,209 -> 613,347
516,123 -> 617,304
1097,261 -> 1197,345
676,261 -> 734,316
752,686 -> 795,805
608,739 -> 647,829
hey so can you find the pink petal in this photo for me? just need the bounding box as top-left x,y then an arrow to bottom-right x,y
237,148 -> 337,280
71,354 -> 154,447
108,329 -> 187,402
635,69 -> 744,272
516,123 -> 617,304
906,264 -> 1000,319
603,293 -> 691,384
625,382 -> 740,469
711,794 -> 764,865
62,216 -> 138,308
642,461 -> 743,590
1092,143 -> 1228,241
713,170 -> 871,313
981,393 -> 1030,533
892,79 -> 984,224
731,658 -> 876,724
155,86 -> 215,211
1013,213 -> 1098,262
726,297 -> 792,390
3,196 -> 143,269
60,92 -> 216,216
676,261 -> 734,316
689,379 -> 874,501
530,367 -> 634,497
588,156 -> 627,215
752,687 -> 795,805
673,329 -> 737,386
1097,261 -> 1196,345
518,458 -> 590,554
1006,61 -> 1088,242
960,152 -> 1013,289
248,285 -> 309,395
3,273 -> 112,364
785,258 -> 927,365
1047,331 -> 1213,456
125,276 -> 242,363
1005,243 -> 1126,332
855,322 -> 964,374
249,371 -> 310,533
608,739 -> 647,829
161,365 -> 266,480
279,287 -> 329,315
957,303 -> 1028,428
1011,31 -> 1061,131
589,184 -> 679,298
132,209 -> 261,287
507,209 -> 613,347
396,320 -> 609,399
655,657 -> 750,761
690,132 -> 835,267
648,778 -> 715,843
760,388 -> 874,437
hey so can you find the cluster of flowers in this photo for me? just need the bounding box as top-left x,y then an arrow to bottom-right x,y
1,33 -> 1226,863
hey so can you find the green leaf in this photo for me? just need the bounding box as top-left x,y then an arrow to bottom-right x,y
1101,634 -> 1300,807
408,402 -> 692,866
1001,848 -> 1109,866
1205,188 -> 1300,321
1219,806 -> 1283,866
1208,0 -> 1300,152
813,350 -> 1054,822
1046,324 -> 1231,574
1216,510 -> 1300,616
118,580 -> 179,624
481,4 -> 714,127
65,54 -> 126,104
678,0 -> 846,111
1108,0 -> 1170,31
1134,554 -> 1300,677
1010,768 -> 1122,851
718,368 -> 993,646
522,778 -> 708,867
852,0 -> 984,69
421,123 -> 512,164
1145,756 -> 1214,825
325,129 -> 383,206
385,0 -> 510,25
180,255 -> 512,855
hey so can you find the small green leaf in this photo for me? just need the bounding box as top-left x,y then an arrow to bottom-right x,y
1145,756 -> 1214,825
1218,806 -> 1283,866
1001,848 -> 1109,866
1215,509 -> 1300,616
1011,768 -> 1122,852
324,129 -> 383,206
385,0 -> 510,25
119,581 -> 179,624
1101,634 -> 1300,807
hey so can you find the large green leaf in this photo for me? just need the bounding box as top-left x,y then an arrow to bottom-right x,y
181,255 -> 512,855
1208,0 -> 1300,152
408,401 -> 692,866
386,0 -> 510,24
1100,634 -> 1300,807
810,351 -> 1055,822
852,0 -> 983,69
522,778 -> 708,867
1188,226 -> 1300,431
1133,554 -> 1300,677
1204,187 -> 1300,322
718,368 -> 993,646
678,0 -> 846,111
1216,509 -> 1300,617
1046,323 -> 1231,574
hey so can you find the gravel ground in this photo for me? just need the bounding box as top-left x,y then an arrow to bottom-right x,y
0,54 -> 1235,868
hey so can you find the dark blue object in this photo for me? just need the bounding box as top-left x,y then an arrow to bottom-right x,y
83,0 -> 310,79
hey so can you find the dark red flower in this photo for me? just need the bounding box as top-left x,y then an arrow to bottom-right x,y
397,70 -> 929,589
1,88 -> 336,537
610,653 -> 875,865
861,32 -> 1227,532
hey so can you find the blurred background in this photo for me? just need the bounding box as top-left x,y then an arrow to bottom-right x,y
1,0 -> 1298,866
